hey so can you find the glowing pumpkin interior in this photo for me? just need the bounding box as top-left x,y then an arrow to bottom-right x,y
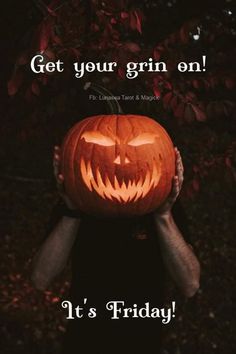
61,114 -> 175,217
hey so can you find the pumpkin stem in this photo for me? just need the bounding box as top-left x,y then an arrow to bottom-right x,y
84,82 -> 123,114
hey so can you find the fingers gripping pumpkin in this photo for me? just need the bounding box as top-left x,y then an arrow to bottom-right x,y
60,113 -> 175,217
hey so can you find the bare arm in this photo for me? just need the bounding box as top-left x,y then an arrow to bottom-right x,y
31,216 -> 80,291
31,146 -> 80,291
154,212 -> 200,298
154,148 -> 200,298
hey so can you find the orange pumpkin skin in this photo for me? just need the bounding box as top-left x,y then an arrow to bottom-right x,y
61,114 -> 175,217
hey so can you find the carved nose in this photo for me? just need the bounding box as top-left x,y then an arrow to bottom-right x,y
114,155 -> 130,165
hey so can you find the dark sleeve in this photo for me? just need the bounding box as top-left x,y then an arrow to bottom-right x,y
172,199 -> 192,244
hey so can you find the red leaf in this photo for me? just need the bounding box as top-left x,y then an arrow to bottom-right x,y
170,95 -> 178,111
225,78 -> 235,89
123,42 -> 140,53
163,81 -> 172,90
186,185 -> 194,199
134,10 -> 142,34
192,179 -> 200,192
153,87 -> 161,98
7,71 -> 23,96
207,101 -> 227,117
121,12 -> 129,19
31,81 -> 40,96
223,100 -> 235,116
91,23 -> 99,32
179,25 -> 189,44
191,105 -> 207,122
185,91 -> 196,101
202,79 -> 210,90
48,0 -> 60,9
118,67 -> 125,80
38,19 -> 52,52
174,102 -> 185,120
129,12 -> 137,31
46,5 -> 57,17
208,77 -> 218,89
44,48 -> 55,60
153,77 -> 160,86
184,104 -> 195,123
51,30 -> 62,46
215,101 -> 225,116
129,10 -> 142,34
70,48 -> 80,59
225,157 -> 232,168
25,87 -> 33,102
17,51 -> 29,66
110,18 -> 117,24
163,92 -> 173,109
153,48 -> 161,61
192,79 -> 201,89
38,75 -> 48,85
168,32 -> 177,44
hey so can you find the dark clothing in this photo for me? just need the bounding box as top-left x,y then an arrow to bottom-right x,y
70,214 -> 166,306
47,201 -> 190,354
68,215 -> 165,354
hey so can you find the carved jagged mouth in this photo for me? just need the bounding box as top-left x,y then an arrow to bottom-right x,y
80,157 -> 162,203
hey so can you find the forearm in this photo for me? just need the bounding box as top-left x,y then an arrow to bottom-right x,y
31,216 -> 80,290
153,212 -> 200,297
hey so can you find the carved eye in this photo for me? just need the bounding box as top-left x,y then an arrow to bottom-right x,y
81,131 -> 116,146
128,133 -> 159,146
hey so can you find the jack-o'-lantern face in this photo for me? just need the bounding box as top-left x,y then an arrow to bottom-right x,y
80,130 -> 162,203
61,114 -> 175,217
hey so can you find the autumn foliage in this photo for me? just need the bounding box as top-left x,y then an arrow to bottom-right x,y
6,0 -> 236,198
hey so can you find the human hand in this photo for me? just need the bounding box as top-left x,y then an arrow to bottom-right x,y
155,147 -> 184,218
53,145 -> 77,210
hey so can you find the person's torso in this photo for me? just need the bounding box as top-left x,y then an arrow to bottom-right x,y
70,214 -> 166,307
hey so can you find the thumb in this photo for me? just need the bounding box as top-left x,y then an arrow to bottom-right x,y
57,174 -> 65,195
167,176 -> 179,204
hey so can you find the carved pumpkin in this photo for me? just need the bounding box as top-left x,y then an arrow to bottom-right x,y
60,114 -> 175,217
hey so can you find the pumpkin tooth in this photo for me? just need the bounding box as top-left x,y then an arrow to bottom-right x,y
121,180 -> 126,190
88,166 -> 103,200
141,168 -> 152,199
91,163 -> 99,186
114,176 -> 121,190
116,177 -> 127,203
80,158 -> 162,204
105,174 -> 121,202
129,185 -> 137,202
120,180 -> 128,203
133,176 -> 144,202
80,158 -> 93,192
95,167 -> 107,199
105,175 -> 115,201
125,179 -> 134,202
106,175 -> 121,201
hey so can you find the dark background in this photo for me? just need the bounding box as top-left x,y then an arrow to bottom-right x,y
0,1 -> 236,353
